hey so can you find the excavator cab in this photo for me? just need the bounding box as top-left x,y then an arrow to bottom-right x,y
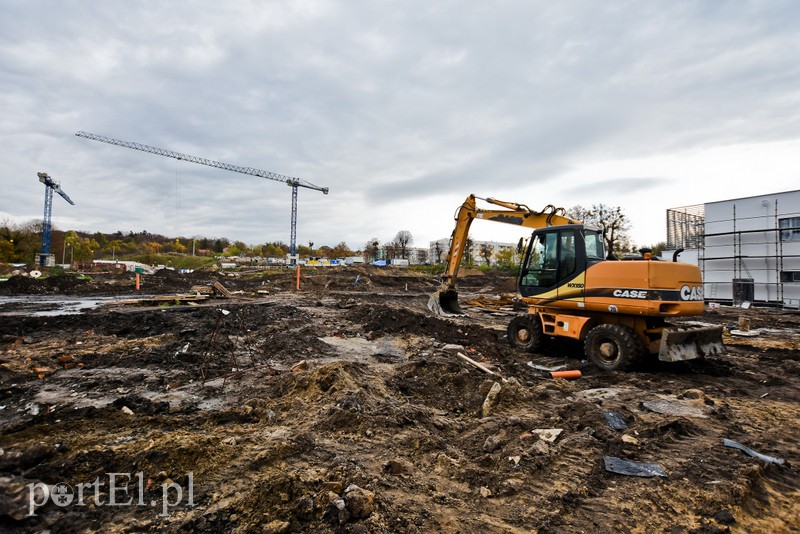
518,225 -> 604,297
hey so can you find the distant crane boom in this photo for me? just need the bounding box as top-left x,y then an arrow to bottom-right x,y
75,131 -> 328,259
37,172 -> 75,267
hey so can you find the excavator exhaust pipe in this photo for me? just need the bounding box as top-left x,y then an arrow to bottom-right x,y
428,289 -> 465,316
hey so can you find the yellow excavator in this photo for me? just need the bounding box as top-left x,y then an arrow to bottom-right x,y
429,194 -> 725,371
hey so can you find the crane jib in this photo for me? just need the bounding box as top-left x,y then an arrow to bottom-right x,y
74,131 -> 327,193
75,130 -> 329,262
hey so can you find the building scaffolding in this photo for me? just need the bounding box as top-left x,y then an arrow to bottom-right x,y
667,198 -> 800,308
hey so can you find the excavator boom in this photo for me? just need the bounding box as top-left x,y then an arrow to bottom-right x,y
430,194 -> 579,315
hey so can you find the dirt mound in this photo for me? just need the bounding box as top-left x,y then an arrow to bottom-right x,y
0,274 -> 92,295
345,304 -> 502,350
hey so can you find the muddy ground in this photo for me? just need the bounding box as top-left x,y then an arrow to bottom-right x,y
0,267 -> 798,533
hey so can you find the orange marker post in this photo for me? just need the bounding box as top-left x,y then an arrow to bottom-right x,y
296,264 -> 301,290
136,273 -> 140,290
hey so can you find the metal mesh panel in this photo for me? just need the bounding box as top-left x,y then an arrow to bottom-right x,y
667,204 -> 705,249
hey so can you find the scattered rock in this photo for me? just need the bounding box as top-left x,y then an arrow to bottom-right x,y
441,343 -> 465,354
384,458 -> 412,475
325,491 -> 350,524
291,360 -> 309,372
344,484 -> 375,519
622,434 -> 639,445
261,519 -> 290,534
483,435 -> 502,453
529,440 -> 550,456
500,477 -> 525,495
293,495 -> 315,521
482,382 -> 502,418
479,486 -> 492,498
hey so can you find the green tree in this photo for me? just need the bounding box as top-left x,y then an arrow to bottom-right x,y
364,239 -> 380,262
494,248 -> 520,271
233,240 -> 249,256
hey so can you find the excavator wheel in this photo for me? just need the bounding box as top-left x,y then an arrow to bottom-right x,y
507,315 -> 545,353
584,324 -> 644,372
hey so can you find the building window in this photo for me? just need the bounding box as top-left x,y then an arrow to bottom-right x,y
781,271 -> 800,283
780,217 -> 800,242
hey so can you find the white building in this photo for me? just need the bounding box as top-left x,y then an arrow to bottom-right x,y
428,239 -> 516,266
663,190 -> 800,308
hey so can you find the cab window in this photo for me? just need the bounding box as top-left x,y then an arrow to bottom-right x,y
519,228 -> 582,295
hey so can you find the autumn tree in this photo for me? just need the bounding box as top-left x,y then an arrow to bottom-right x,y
263,242 -> 288,258
332,241 -> 352,258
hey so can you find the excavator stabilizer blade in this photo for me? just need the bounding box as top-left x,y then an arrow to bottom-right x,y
658,325 -> 725,362
428,289 -> 465,317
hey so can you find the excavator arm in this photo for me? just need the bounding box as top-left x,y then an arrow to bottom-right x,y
430,194 -> 579,315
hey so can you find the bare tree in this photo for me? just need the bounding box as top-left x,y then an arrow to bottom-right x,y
394,230 -> 413,259
568,204 -> 631,257
433,241 -> 444,264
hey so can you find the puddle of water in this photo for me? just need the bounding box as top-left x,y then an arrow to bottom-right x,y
0,296 -> 141,316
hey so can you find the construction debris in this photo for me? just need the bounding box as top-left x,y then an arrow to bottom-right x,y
723,439 -> 785,465
604,456 -> 668,478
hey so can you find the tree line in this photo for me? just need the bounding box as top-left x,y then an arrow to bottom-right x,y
0,218 -> 355,265
1,203 -> 665,266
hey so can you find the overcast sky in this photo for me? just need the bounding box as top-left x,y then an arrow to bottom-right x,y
2,1 -> 799,252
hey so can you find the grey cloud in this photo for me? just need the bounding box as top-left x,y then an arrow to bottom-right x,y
2,1 -> 799,248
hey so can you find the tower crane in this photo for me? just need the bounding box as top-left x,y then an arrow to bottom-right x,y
37,172 -> 75,267
75,131 -> 329,262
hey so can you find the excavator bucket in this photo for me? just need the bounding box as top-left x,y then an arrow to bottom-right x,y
658,325 -> 726,362
427,289 -> 465,316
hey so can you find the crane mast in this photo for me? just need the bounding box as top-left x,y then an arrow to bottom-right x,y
75,131 -> 328,261
37,172 -> 75,267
